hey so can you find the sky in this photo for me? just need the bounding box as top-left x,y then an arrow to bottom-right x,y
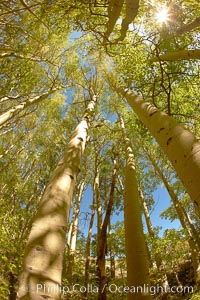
67,30 -> 182,240
75,182 -> 181,239
149,185 -> 181,236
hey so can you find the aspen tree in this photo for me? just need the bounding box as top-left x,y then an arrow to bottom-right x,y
84,199 -> 95,299
138,188 -> 171,294
17,94 -> 97,300
138,188 -> 162,269
95,167 -> 102,257
144,152 -> 200,284
66,180 -> 85,285
116,0 -> 139,42
145,151 -> 200,249
0,87 -> 61,128
115,86 -> 200,216
97,158 -> 117,300
93,158 -> 103,296
182,208 -> 200,249
103,0 -> 125,44
108,222 -> 115,279
150,49 -> 200,62
119,114 -> 151,300
85,147 -> 101,291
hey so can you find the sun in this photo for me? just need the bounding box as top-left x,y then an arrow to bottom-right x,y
155,6 -> 169,24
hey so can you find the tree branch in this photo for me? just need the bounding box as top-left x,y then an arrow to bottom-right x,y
150,49 -> 200,62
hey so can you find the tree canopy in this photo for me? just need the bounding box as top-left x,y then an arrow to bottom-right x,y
0,1 -> 200,299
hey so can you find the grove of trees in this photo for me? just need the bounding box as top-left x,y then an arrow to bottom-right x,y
0,1 -> 200,299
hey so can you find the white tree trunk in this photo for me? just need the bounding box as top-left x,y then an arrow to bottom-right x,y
17,95 -> 97,300
119,114 -> 151,300
116,87 -> 200,215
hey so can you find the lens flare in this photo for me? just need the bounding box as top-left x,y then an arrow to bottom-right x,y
156,7 -> 169,23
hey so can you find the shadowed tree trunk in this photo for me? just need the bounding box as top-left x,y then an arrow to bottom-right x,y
103,0 -> 125,44
17,94 -> 97,300
8,271 -> 17,300
97,158 -> 117,300
66,180 -> 85,286
116,0 -> 139,42
119,114 -> 151,300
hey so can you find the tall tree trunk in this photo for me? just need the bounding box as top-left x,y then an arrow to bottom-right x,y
103,0 -> 125,43
115,86 -> 200,215
138,187 -> 162,270
84,198 -> 95,299
116,0 -> 139,42
8,271 -> 17,300
97,159 -> 117,300
145,151 -> 200,283
119,114 -> 151,300
150,49 -> 200,62
66,180 -> 85,286
138,188 -> 171,294
95,167 -> 102,258
108,224 -> 115,280
0,87 -> 61,127
146,151 -> 200,246
181,203 -> 200,249
17,95 -> 97,300
138,188 -> 155,238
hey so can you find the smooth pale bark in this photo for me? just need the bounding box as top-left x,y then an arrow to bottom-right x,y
17,95 -> 97,300
84,200 -> 95,298
115,87 -> 200,215
67,180 -> 85,252
84,152 -> 100,298
138,188 -> 163,270
0,51 -> 49,62
109,244 -> 115,279
0,143 -> 14,158
116,0 -> 139,42
119,115 -> 151,300
145,152 -> 200,283
66,180 -> 85,285
138,188 -> 154,237
182,208 -> 200,249
97,159 -> 117,300
146,151 -> 200,246
108,224 -> 115,279
0,94 -> 20,103
0,87 -> 61,127
138,188 -> 171,293
124,166 -> 151,300
150,49 -> 200,62
95,167 -> 102,255
103,0 -> 124,44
